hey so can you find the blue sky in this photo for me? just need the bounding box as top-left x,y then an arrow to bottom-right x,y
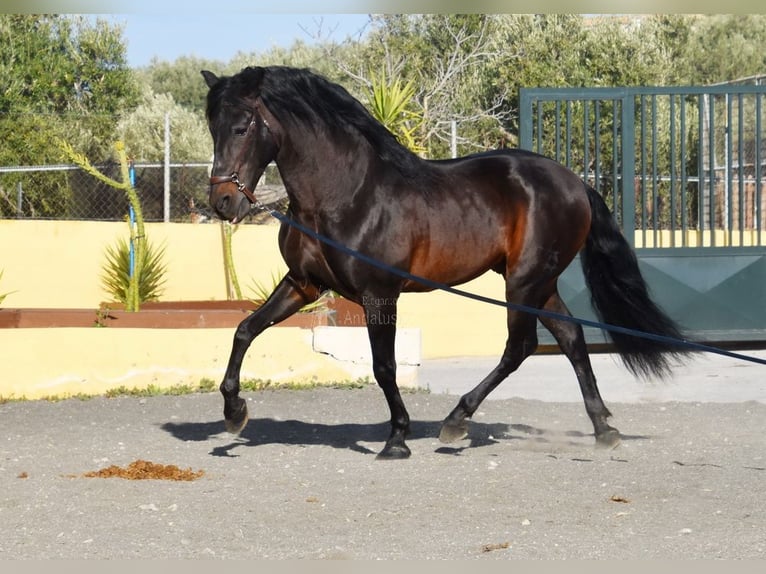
95,13 -> 372,68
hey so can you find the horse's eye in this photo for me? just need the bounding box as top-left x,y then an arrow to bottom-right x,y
233,127 -> 248,136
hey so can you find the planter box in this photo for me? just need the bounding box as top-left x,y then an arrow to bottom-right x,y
0,308 -> 101,328
0,298 -> 366,329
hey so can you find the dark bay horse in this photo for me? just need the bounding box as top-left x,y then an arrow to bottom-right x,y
201,65 -> 689,459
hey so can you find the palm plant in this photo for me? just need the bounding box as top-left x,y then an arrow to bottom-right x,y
249,271 -> 330,313
59,139 -> 166,311
100,238 -> 167,305
367,69 -> 426,155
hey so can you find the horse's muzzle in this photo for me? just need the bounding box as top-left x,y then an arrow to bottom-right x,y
210,183 -> 252,223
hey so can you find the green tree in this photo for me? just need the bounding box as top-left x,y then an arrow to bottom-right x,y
484,14 -> 701,145
138,40 -> 358,118
354,14 -> 510,158
0,15 -> 137,150
485,14 -> 591,145
636,14 -> 696,85
137,55 -> 231,115
0,14 -> 139,218
685,15 -> 766,84
116,87 -> 211,162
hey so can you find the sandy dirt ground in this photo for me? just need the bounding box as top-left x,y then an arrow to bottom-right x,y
2,350 -> 764,560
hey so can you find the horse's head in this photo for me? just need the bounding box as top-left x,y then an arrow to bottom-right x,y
201,69 -> 278,223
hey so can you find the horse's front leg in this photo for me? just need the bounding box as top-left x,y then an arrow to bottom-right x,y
364,297 -> 411,459
221,275 -> 320,434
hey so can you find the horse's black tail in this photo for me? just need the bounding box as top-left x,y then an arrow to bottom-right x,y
581,186 -> 691,380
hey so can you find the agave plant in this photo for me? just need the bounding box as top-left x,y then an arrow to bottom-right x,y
367,69 -> 426,155
249,271 -> 331,313
59,139 -> 160,311
100,238 -> 167,305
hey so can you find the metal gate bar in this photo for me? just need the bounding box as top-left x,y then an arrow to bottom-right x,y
519,85 -> 766,344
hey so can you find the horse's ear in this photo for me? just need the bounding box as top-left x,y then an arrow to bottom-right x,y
201,70 -> 219,88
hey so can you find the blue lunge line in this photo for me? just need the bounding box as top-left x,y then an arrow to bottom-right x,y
258,204 -> 766,368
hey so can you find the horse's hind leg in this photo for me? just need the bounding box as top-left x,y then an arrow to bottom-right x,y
439,305 -> 538,443
220,275 -> 320,434
539,291 -> 620,448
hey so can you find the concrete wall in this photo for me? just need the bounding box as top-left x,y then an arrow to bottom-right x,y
1,220 -> 283,307
1,220 -> 508,399
0,219 -> 508,355
0,326 -> 423,400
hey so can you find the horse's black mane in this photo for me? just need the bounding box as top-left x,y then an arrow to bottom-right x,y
209,66 -> 426,179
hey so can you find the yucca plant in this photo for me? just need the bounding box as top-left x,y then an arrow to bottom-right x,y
249,271 -> 330,313
248,270 -> 284,307
59,139 -> 165,311
101,238 -> 167,305
367,69 -> 426,155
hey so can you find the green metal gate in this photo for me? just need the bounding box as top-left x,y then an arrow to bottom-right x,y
519,86 -> 766,345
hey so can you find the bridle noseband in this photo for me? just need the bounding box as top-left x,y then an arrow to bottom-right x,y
209,171 -> 258,205
209,109 -> 270,207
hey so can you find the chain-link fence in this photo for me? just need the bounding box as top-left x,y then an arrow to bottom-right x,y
0,162 -> 287,223
0,106 -> 474,224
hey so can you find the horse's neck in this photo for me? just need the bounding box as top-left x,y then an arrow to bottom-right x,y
277,132 -> 374,214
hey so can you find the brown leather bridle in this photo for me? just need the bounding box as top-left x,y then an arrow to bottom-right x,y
209,170 -> 258,205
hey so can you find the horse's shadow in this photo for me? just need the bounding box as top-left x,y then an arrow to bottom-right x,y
160,417 -> 510,457
159,417 -> 642,458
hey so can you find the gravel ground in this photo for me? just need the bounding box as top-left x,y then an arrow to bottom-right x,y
1,374 -> 765,560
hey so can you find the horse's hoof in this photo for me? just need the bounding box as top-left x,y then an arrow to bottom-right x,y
595,428 -> 621,449
439,419 -> 469,443
375,442 -> 412,460
223,398 -> 249,435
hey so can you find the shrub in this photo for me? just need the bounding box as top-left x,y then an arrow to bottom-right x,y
100,238 -> 167,304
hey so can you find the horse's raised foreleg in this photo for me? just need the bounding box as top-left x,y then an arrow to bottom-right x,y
538,292 -> 620,448
220,275 -> 320,434
439,306 -> 538,443
364,298 -> 411,459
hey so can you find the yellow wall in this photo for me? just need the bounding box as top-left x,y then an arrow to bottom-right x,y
0,326 -> 422,400
0,220 -> 510,398
0,220 -> 288,307
4,220 -> 762,400
0,219 -> 508,358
